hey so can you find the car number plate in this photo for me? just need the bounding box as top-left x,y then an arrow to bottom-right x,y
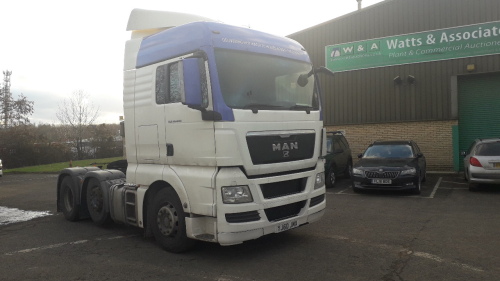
276,220 -> 299,233
371,179 -> 392,184
494,163 -> 500,168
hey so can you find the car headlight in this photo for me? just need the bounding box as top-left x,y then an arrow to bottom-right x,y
222,185 -> 253,204
352,168 -> 364,177
400,168 -> 416,175
314,172 -> 325,189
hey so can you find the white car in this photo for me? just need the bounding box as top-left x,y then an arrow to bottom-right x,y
462,138 -> 500,191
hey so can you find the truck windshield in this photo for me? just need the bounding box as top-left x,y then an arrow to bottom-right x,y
214,49 -> 318,111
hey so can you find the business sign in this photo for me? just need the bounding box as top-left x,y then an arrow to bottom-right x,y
325,21 -> 500,72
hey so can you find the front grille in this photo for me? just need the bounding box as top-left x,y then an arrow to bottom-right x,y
365,171 -> 400,179
309,194 -> 325,207
246,131 -> 316,165
260,178 -> 307,199
225,211 -> 261,223
264,201 -> 306,222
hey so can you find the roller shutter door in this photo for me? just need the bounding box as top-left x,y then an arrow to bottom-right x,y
458,72 -> 500,170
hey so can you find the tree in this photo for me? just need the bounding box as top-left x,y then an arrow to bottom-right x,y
0,70 -> 34,128
56,90 -> 100,160
89,123 -> 123,158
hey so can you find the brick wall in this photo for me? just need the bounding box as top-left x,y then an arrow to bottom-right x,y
326,120 -> 458,171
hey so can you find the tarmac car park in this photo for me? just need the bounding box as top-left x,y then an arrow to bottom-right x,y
1,173 -> 500,281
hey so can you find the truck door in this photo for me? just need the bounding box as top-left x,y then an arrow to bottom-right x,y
155,58 -> 216,167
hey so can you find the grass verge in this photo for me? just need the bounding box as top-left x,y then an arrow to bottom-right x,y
4,157 -> 125,174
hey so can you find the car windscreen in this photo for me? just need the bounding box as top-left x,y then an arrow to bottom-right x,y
476,142 -> 500,156
364,144 -> 413,158
214,49 -> 318,111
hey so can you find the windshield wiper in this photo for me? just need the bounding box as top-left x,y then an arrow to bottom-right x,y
242,103 -> 284,113
289,104 -> 313,114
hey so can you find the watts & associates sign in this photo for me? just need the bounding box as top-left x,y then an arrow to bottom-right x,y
325,21 -> 500,72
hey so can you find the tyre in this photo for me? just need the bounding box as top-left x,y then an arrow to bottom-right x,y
148,188 -> 195,253
86,178 -> 111,226
412,177 -> 422,195
326,168 -> 336,188
345,160 -> 353,179
59,176 -> 79,221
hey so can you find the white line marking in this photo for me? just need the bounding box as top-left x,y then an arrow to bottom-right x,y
413,251 -> 484,272
314,233 -> 484,273
5,240 -> 89,256
441,180 -> 467,185
335,187 -> 350,194
4,235 -> 139,256
429,177 -> 442,198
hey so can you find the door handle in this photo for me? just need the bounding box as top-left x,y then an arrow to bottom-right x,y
166,144 -> 174,156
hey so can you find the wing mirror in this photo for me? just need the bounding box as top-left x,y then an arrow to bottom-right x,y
181,58 -> 203,107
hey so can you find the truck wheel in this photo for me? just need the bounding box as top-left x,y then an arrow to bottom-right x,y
148,188 -> 195,253
60,176 -> 79,221
86,178 -> 111,225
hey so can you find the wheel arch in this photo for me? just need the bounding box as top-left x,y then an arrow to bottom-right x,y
142,178 -> 190,237
56,167 -> 100,213
81,169 -> 126,216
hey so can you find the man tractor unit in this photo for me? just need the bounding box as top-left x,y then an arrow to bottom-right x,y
57,9 -> 331,252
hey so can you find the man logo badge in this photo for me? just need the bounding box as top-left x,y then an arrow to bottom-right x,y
272,142 -> 298,158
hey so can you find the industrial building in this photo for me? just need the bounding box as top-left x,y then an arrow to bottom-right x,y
289,0 -> 500,170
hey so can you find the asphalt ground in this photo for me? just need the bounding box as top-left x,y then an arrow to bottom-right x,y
0,173 -> 499,281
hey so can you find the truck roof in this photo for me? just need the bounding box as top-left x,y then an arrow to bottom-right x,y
127,9 -> 216,38
136,21 -> 310,68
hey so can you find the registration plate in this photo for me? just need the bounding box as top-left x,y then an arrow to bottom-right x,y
371,179 -> 392,184
276,220 -> 299,233
494,163 -> 500,168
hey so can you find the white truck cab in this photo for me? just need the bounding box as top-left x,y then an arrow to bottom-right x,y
57,9 -> 329,252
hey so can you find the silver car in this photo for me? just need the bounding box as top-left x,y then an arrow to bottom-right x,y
462,138 -> 500,191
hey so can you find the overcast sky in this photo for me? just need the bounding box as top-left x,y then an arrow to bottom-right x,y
0,0 -> 384,124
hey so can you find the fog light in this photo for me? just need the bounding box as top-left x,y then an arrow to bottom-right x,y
222,185 -> 253,204
315,172 -> 325,189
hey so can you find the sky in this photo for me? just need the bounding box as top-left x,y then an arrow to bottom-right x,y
0,0 -> 384,124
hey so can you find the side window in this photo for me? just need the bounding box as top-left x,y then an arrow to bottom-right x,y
155,64 -> 169,104
156,58 -> 209,107
326,138 -> 333,153
155,62 -> 182,104
169,63 -> 182,103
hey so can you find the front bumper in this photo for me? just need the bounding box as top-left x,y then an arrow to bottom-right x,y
352,175 -> 418,191
211,163 -> 326,246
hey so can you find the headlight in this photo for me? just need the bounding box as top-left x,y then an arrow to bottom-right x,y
400,168 -> 416,175
222,185 -> 253,204
352,168 -> 364,177
314,172 -> 325,189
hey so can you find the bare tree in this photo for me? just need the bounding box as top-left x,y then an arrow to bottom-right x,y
56,90 -> 100,160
